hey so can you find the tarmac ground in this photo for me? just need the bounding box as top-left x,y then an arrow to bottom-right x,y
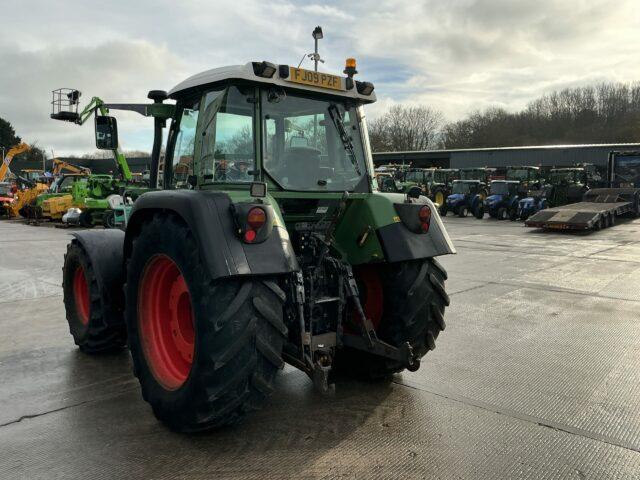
1,215 -> 640,479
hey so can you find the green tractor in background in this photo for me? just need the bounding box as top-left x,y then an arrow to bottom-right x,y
426,168 -> 460,214
58,57 -> 455,432
459,167 -> 498,185
505,166 -> 542,194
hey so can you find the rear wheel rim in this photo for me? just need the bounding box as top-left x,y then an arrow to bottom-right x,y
139,255 -> 195,391
73,266 -> 90,326
354,265 -> 384,331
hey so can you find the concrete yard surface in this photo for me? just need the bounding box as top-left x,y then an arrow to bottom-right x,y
1,217 -> 640,479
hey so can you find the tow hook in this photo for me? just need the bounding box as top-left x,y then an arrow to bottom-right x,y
311,354 -> 335,396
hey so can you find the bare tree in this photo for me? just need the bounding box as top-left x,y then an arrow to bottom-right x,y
369,105 -> 445,152
443,81 -> 640,149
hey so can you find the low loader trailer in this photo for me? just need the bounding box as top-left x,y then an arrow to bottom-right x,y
526,151 -> 640,231
525,188 -> 639,230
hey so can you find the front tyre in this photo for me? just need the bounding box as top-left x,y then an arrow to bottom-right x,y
125,213 -> 286,432
62,240 -> 127,353
335,258 -> 449,379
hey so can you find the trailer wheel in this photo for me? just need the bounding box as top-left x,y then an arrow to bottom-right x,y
125,213 -> 286,432
334,258 -> 449,379
609,213 -> 616,227
594,216 -> 603,231
62,241 -> 127,353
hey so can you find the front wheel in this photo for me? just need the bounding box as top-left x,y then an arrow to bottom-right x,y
458,206 -> 468,218
103,210 -> 116,229
474,205 -> 484,219
497,207 -> 508,220
125,213 -> 286,432
334,258 -> 449,379
62,240 -> 127,352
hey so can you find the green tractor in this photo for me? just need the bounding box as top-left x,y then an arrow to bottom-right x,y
459,167 -> 497,185
59,58 -> 455,432
426,168 -> 460,213
505,166 -> 542,194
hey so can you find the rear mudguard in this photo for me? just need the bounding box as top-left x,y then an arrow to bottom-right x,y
69,229 -> 126,321
377,195 -> 456,263
124,190 -> 299,281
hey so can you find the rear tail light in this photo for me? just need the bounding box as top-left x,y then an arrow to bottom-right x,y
419,205 -> 431,233
244,207 -> 266,243
247,207 -> 266,229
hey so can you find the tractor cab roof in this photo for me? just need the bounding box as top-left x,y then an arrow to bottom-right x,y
453,179 -> 482,184
491,180 -> 520,184
169,62 -> 377,104
551,167 -> 584,172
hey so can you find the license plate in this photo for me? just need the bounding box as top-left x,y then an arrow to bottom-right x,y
287,67 -> 344,91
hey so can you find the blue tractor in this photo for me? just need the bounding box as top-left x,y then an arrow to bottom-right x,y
475,180 -> 520,220
443,180 -> 487,217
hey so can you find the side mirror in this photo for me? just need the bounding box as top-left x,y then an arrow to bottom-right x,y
95,115 -> 118,150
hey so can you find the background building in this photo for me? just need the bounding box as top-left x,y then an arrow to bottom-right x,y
372,143 -> 640,169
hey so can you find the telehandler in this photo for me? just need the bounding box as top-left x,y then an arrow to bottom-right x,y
58,58 -> 454,432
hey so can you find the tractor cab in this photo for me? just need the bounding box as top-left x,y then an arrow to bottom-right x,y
483,180 -> 521,220
506,166 -> 541,193
459,167 -> 496,184
443,179 -> 487,218
610,151 -> 640,188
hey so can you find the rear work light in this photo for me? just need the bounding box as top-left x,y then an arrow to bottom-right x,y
419,205 -> 431,233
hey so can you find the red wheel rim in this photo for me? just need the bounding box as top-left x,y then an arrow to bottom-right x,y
138,255 -> 195,391
73,266 -> 90,326
353,265 -> 384,331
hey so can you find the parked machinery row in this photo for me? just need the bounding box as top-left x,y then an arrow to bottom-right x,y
375,158 -> 640,230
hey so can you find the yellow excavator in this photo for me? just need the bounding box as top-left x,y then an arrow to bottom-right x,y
0,143 -> 30,182
51,158 -> 91,176
2,175 -> 49,218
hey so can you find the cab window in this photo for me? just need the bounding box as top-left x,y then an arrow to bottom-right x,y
199,86 -> 255,184
169,101 -> 199,189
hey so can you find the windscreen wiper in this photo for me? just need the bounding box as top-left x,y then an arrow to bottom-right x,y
327,104 -> 361,175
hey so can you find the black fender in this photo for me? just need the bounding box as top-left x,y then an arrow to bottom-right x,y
69,229 -> 126,321
124,190 -> 299,281
380,196 -> 456,263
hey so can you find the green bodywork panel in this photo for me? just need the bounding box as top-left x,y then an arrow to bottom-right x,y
213,187 -> 403,265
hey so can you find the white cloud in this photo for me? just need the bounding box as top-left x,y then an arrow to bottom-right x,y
0,0 -> 638,155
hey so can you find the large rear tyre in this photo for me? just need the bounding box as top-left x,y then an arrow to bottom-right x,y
125,213 -> 286,432
62,240 -> 127,353
335,258 -> 449,379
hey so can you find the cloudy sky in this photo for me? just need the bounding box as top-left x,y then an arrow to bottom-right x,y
1,0 -> 638,156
